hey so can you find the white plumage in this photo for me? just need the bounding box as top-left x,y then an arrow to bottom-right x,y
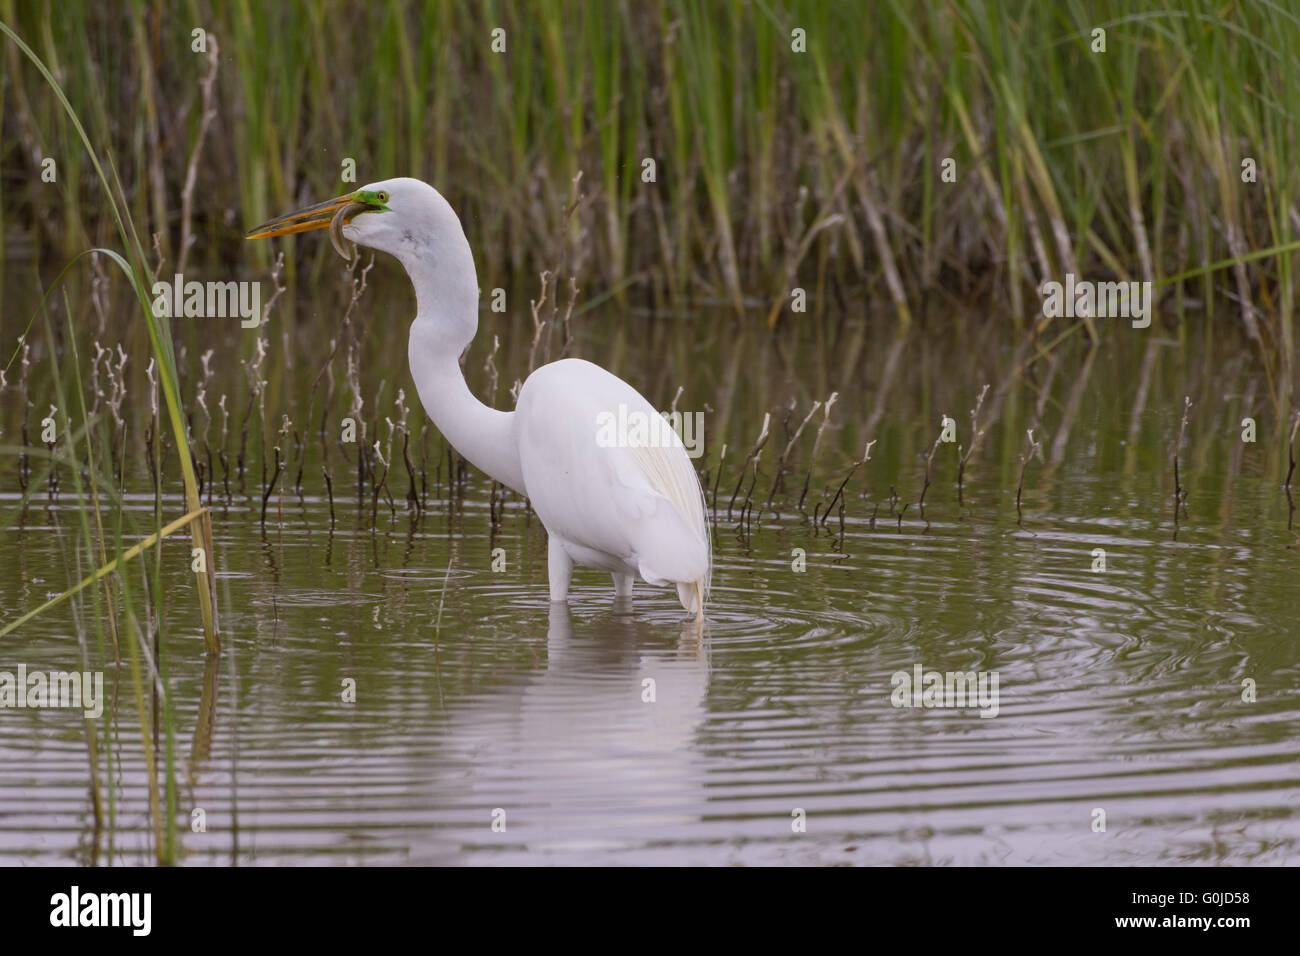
516,358 -> 710,615
310,178 -> 713,617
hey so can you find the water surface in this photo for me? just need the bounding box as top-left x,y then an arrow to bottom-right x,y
1,299 -> 1297,865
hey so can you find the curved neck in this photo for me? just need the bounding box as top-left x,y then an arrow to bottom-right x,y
402,246 -> 525,496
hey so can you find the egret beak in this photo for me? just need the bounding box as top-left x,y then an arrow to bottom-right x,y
245,194 -> 371,240
247,190 -> 388,259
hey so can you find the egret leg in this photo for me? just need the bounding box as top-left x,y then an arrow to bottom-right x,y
548,536 -> 573,602
612,573 -> 634,598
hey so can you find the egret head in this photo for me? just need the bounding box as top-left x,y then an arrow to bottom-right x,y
246,177 -> 461,264
247,177 -> 481,350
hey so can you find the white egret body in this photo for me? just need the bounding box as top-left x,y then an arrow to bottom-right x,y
249,178 -> 710,617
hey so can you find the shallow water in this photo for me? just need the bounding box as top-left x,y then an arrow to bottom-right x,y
1,284 -> 1298,865
3,445 -> 1298,863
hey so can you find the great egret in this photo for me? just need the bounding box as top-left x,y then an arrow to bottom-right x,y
248,178 -> 710,619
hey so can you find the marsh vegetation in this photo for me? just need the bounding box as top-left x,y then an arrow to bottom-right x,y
1,2 -> 1296,865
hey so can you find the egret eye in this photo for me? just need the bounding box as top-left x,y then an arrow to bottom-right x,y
377,191 -> 388,203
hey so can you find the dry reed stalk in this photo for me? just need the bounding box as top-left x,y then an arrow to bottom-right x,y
821,439 -> 875,529
957,384 -> 990,505
728,413 -> 771,519
1016,428 -> 1042,525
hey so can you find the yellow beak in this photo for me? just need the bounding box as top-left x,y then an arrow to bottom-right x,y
245,194 -> 362,239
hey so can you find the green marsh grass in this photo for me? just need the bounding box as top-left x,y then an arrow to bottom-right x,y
1,19 -> 223,862
4,1 -> 1297,385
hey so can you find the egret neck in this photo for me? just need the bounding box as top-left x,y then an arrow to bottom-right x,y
400,233 -> 526,496
244,177 -> 709,616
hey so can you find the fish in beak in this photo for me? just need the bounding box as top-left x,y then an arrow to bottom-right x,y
245,189 -> 387,259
